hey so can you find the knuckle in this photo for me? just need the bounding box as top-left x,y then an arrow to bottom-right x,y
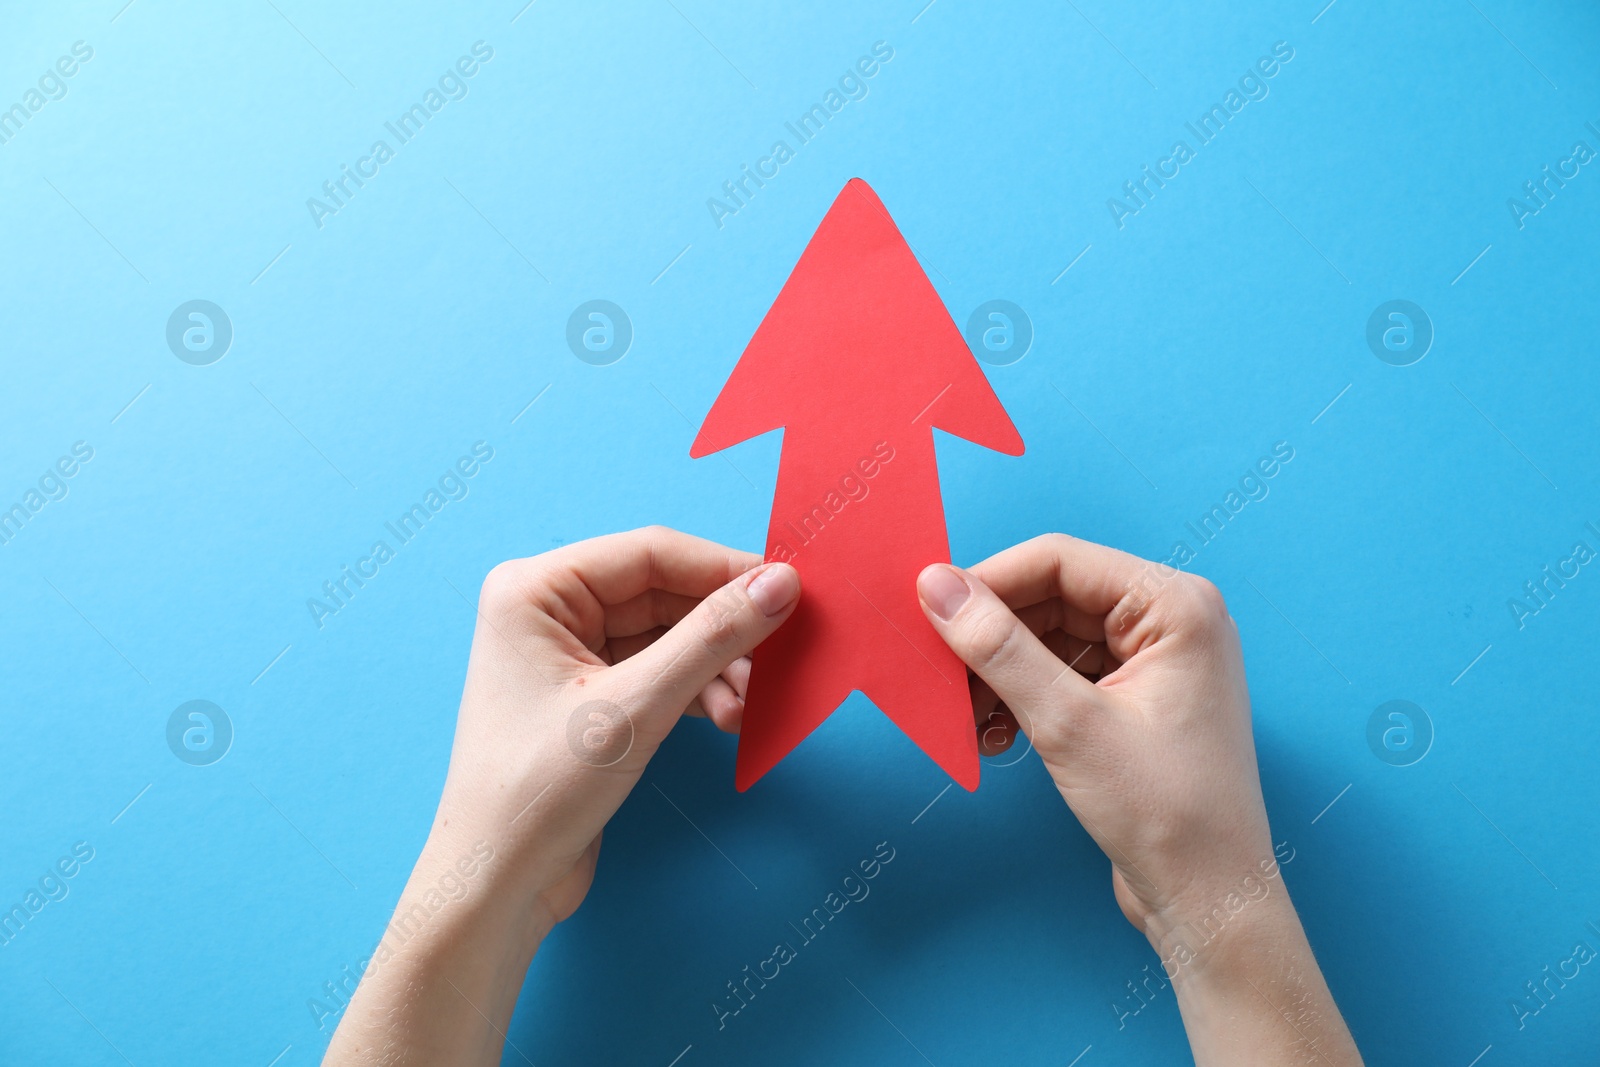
631,524 -> 680,556
1002,689 -> 1076,754
631,525 -> 679,587
1187,574 -> 1228,613
478,561 -> 529,617
962,603 -> 1022,674
1176,573 -> 1230,625
1113,566 -> 1163,626
1040,531 -> 1075,553
1028,709 -> 1077,754
697,589 -> 747,653
1111,562 -> 1221,639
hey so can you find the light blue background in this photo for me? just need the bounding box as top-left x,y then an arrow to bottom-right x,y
2,1 -> 1597,1063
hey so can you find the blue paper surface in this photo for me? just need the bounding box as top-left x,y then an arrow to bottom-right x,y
1,1 -> 1597,1063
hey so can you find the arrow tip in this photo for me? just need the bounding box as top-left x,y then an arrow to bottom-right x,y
842,175 -> 878,199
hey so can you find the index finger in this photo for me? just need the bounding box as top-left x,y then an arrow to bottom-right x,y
540,525 -> 761,605
487,527 -> 762,655
968,533 -> 1156,615
968,533 -> 1194,658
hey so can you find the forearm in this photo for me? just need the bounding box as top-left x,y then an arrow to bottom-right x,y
1160,893 -> 1362,1066
323,827 -> 549,1066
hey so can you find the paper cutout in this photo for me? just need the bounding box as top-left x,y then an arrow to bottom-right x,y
692,178 -> 1024,791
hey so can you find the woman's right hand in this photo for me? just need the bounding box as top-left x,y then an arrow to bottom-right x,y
917,534 -> 1362,1065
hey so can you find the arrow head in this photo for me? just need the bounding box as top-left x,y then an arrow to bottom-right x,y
691,178 -> 1023,460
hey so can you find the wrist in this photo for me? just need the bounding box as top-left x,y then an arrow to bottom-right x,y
1151,888 -> 1302,992
1156,890 -> 1363,1066
425,774 -> 585,926
1139,840 -> 1297,982
325,833 -> 545,1065
345,830 -> 549,1010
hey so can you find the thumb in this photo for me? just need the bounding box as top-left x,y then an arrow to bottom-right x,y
916,563 -> 1105,745
618,561 -> 800,721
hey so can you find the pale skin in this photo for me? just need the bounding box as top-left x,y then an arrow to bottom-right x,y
324,527 -> 1362,1066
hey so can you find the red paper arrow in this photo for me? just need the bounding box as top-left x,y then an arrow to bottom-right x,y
691,178 -> 1024,791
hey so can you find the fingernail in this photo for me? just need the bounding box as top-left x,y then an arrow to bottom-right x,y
919,565 -> 970,621
746,563 -> 800,616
